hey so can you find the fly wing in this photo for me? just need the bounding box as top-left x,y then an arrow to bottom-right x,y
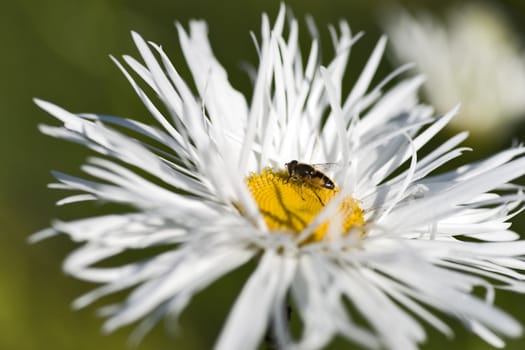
310,162 -> 340,173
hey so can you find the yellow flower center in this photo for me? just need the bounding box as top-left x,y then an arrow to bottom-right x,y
245,168 -> 364,244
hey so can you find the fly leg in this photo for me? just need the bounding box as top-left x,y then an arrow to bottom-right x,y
301,183 -> 325,206
310,188 -> 325,206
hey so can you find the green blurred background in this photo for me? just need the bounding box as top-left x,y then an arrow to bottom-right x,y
3,0 -> 525,349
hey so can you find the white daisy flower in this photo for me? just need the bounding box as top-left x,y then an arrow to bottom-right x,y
384,3 -> 525,141
33,5 -> 525,350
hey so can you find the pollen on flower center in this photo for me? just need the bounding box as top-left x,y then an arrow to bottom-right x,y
245,167 -> 364,243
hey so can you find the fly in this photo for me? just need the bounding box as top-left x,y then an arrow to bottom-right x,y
285,160 -> 336,204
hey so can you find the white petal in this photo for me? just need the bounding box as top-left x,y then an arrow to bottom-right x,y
104,245 -> 254,332
215,251 -> 297,350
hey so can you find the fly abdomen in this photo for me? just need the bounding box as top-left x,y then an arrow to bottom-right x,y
321,176 -> 335,189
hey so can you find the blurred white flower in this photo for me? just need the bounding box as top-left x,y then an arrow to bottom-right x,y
34,5 -> 525,350
385,3 -> 525,140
